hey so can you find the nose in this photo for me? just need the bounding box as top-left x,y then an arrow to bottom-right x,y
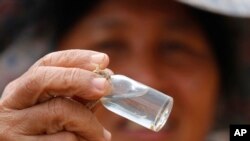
119,52 -> 163,91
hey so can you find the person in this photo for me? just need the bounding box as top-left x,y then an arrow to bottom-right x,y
0,0 -> 249,141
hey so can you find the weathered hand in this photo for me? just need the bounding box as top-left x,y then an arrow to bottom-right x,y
0,49 -> 112,141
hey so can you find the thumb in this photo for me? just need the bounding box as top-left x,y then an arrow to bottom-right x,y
15,97 -> 111,141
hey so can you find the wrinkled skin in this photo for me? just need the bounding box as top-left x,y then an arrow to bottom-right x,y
0,50 -> 112,141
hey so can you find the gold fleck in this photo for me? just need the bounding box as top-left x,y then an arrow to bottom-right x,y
93,64 -> 111,80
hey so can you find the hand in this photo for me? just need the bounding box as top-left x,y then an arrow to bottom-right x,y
0,49 -> 112,141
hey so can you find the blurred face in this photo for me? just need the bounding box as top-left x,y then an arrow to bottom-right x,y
58,0 -> 219,141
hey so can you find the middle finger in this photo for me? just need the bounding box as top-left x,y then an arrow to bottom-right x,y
1,66 -> 111,109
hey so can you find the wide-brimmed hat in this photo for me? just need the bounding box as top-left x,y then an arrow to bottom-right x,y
178,0 -> 250,18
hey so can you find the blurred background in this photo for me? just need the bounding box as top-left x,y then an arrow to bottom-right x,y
0,0 -> 249,140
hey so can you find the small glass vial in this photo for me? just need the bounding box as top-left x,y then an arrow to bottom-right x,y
101,75 -> 173,132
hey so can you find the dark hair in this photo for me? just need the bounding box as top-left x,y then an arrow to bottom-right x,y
187,6 -> 238,94
0,0 -> 99,52
187,7 -> 240,128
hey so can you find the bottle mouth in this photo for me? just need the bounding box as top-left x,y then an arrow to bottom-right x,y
152,97 -> 174,132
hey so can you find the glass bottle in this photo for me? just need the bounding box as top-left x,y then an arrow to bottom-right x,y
100,75 -> 173,132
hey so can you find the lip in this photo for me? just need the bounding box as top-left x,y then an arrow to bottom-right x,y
116,119 -> 176,140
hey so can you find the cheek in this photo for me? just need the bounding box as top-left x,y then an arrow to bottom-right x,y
161,60 -> 219,125
162,58 -> 219,110
178,68 -> 218,110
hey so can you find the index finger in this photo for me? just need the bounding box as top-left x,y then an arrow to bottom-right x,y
32,49 -> 109,71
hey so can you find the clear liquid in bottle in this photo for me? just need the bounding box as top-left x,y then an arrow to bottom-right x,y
101,75 -> 173,132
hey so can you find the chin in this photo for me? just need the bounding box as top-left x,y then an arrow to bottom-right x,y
107,117 -> 178,141
96,107 -> 209,141
96,107 -> 181,141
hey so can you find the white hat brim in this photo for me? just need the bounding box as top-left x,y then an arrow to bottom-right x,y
177,0 -> 250,18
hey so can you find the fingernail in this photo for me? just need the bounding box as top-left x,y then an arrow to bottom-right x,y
103,128 -> 112,141
92,78 -> 107,91
91,53 -> 106,64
